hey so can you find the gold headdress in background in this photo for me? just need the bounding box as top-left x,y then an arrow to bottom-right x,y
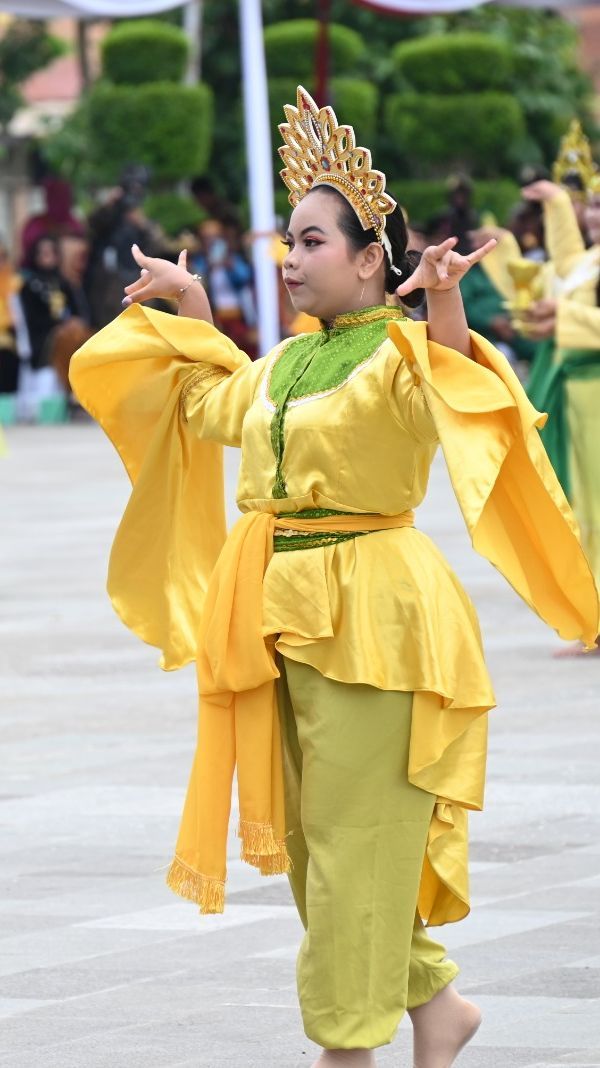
552,119 -> 597,199
278,86 -> 396,243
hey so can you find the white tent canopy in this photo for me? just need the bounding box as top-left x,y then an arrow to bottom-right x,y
2,1 -> 184,16
1,0 -> 586,13
0,0 -> 580,12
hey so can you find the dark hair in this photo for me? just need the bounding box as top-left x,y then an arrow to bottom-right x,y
308,184 -> 424,309
25,234 -> 59,272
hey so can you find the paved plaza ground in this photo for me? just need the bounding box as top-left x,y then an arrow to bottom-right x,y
1,422 -> 599,1068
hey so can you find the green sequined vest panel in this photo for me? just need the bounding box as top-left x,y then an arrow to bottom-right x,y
267,305 -> 406,498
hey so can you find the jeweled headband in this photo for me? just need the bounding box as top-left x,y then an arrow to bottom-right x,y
278,86 -> 398,264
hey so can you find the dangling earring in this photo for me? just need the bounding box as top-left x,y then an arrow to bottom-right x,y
359,283 -> 365,305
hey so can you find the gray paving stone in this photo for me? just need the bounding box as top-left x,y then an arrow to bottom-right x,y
1,424 -> 599,1068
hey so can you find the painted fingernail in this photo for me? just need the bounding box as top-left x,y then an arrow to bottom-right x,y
122,297 -> 132,307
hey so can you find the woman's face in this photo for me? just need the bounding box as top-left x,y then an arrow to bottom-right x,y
35,239 -> 58,271
584,196 -> 600,246
282,190 -> 379,322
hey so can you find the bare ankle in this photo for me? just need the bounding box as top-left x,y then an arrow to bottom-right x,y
409,985 -> 481,1068
312,1049 -> 376,1068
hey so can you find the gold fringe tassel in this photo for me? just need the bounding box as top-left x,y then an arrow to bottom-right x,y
166,855 -> 225,914
238,820 -> 291,874
259,844 -> 291,875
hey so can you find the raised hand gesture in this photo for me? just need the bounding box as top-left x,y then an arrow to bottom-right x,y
395,236 -> 497,299
521,180 -> 562,204
122,245 -> 191,306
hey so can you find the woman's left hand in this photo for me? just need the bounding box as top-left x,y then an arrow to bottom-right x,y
395,236 -> 497,298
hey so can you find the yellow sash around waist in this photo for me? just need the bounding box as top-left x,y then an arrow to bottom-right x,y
166,509 -> 415,913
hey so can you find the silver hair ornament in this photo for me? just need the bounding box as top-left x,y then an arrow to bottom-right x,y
381,231 -> 402,277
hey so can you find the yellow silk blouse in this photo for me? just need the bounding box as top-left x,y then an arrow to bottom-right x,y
69,304 -> 598,923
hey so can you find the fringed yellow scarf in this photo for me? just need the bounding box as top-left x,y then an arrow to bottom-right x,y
166,509 -> 414,913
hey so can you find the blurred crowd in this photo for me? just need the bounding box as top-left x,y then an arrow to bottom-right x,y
0,167 -> 260,425
0,143 -> 594,425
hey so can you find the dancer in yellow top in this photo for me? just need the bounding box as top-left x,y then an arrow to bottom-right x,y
521,123 -> 600,649
70,88 -> 598,1068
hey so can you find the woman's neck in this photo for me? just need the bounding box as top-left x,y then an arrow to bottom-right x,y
322,293 -> 388,329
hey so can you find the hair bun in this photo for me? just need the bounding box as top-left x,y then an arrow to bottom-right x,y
386,248 -> 423,309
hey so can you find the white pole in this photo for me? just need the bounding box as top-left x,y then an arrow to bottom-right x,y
238,0 -> 280,356
183,0 -> 202,84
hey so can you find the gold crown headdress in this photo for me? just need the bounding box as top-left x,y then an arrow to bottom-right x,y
553,119 -> 597,198
278,86 -> 397,254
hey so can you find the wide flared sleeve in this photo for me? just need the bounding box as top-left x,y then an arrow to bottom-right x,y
544,190 -> 587,277
478,229 -> 521,302
556,295 -> 600,351
69,304 -> 262,670
388,319 -> 599,647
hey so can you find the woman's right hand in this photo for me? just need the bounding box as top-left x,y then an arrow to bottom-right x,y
122,245 -> 192,306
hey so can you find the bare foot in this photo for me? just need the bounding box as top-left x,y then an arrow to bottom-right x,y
408,983 -> 481,1068
311,1051 -> 376,1068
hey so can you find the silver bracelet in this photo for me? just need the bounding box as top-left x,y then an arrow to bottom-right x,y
177,273 -> 202,300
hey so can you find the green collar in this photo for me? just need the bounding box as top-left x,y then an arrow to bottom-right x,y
319,304 -> 406,337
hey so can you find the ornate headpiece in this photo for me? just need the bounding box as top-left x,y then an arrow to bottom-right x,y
552,119 -> 597,199
278,86 -> 396,245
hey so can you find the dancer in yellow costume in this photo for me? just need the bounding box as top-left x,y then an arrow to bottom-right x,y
70,89 -> 598,1068
520,129 -> 600,645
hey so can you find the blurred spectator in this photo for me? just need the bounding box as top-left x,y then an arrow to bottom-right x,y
508,202 -> 546,262
507,165 -> 548,261
18,237 -> 80,421
59,234 -> 92,322
21,177 -> 85,266
190,176 -> 238,225
429,175 -> 479,256
85,166 -> 162,327
0,239 -> 25,400
190,217 -> 257,356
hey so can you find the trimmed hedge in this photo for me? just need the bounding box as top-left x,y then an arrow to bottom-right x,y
385,93 -> 525,177
274,180 -> 520,230
269,77 -> 379,152
144,192 -> 206,237
389,180 -> 521,229
102,19 -> 188,85
264,20 -> 365,79
86,82 -> 213,183
392,33 -> 513,94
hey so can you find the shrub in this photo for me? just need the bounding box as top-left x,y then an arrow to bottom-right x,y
102,19 -> 189,85
274,180 -> 520,231
389,179 -> 521,229
86,82 -> 213,184
144,192 -> 206,237
264,20 -> 365,79
385,93 -> 525,177
392,33 -> 513,94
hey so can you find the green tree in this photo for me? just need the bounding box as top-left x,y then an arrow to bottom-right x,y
385,34 -> 526,180
427,5 -> 597,165
0,19 -> 65,130
44,20 -> 213,196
